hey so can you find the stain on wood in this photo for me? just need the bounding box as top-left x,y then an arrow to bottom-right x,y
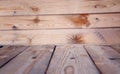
68,14 -> 90,27
30,7 -> 39,12
70,34 -> 85,44
94,4 -> 107,8
0,7 -> 23,10
33,17 -> 40,23
4,24 -> 13,27
64,66 -> 74,74
28,38 -> 33,45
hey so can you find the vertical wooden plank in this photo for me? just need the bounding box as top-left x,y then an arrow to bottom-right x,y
47,45 -> 100,74
0,45 -> 55,74
0,46 -> 28,67
85,45 -> 120,74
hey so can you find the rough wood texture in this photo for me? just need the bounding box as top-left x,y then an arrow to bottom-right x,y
0,45 -> 120,74
111,45 -> 120,53
0,29 -> 119,45
0,45 -> 55,74
85,45 -> 120,74
47,45 -> 100,74
0,0 -> 120,15
0,14 -> 120,30
0,46 -> 28,67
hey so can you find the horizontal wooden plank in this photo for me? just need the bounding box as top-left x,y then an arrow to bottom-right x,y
0,0 -> 120,15
47,45 -> 100,74
0,14 -> 120,30
0,29 -> 119,45
0,46 -> 28,67
85,45 -> 120,74
0,45 -> 55,74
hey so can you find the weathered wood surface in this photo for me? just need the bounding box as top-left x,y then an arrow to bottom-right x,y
0,0 -> 120,15
0,29 -> 119,45
47,45 -> 100,74
85,45 -> 120,74
0,14 -> 120,30
0,45 -> 55,74
0,46 -> 28,68
0,45 -> 120,74
111,45 -> 120,53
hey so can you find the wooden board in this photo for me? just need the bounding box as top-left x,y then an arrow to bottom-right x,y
85,45 -> 120,74
0,29 -> 119,45
0,46 -> 28,67
0,0 -> 120,15
111,45 -> 120,53
0,14 -> 120,30
0,45 -> 55,74
47,45 -> 100,74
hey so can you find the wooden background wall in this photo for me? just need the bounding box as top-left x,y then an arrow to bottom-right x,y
0,0 -> 120,45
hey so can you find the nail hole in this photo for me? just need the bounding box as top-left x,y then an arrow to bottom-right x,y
70,57 -> 75,60
13,11 -> 16,14
32,56 -> 37,59
12,25 -> 17,30
95,18 -> 99,21
0,45 -> 3,48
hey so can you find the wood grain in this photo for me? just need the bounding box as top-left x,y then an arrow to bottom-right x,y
0,45 -> 55,74
0,14 -> 120,30
111,45 -> 120,53
0,46 -> 28,67
85,45 -> 120,74
47,45 -> 100,74
0,29 -> 119,45
0,0 -> 120,15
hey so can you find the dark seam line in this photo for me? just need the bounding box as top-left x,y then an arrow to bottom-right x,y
45,45 -> 56,74
0,12 -> 120,16
0,27 -> 120,31
0,46 -> 29,68
83,45 -> 103,74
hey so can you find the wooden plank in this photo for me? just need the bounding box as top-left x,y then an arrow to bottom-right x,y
100,29 -> 120,45
47,45 -> 100,74
0,45 -> 55,74
0,46 -> 28,68
111,45 -> 120,53
0,29 -> 119,45
0,0 -> 120,15
85,45 -> 120,74
0,14 -> 120,30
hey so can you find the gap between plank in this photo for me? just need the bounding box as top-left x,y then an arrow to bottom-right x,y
0,46 -> 29,68
83,45 -> 102,74
0,12 -> 120,17
0,27 -> 120,31
45,45 -> 56,74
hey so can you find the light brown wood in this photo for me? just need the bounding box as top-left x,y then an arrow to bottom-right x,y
111,45 -> 120,53
0,46 -> 28,67
0,45 -> 55,74
0,0 -> 120,15
85,45 -> 120,74
0,29 -> 119,45
0,14 -> 120,30
47,45 -> 100,74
